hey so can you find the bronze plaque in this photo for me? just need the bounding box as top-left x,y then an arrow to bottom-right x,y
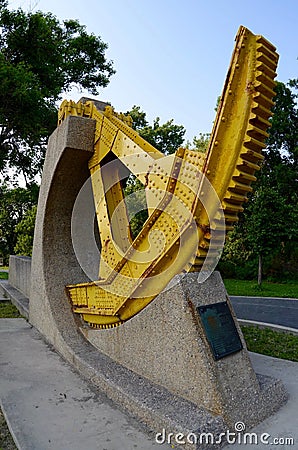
197,301 -> 243,360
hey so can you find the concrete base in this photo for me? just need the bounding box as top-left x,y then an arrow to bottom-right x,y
82,271 -> 287,429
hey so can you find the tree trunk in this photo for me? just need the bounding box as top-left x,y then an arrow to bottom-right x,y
258,254 -> 262,286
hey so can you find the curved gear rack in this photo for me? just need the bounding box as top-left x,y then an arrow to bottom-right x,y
58,26 -> 278,328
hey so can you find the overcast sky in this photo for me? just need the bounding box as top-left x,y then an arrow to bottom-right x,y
9,0 -> 298,141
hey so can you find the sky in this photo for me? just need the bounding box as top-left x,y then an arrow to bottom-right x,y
8,0 -> 298,142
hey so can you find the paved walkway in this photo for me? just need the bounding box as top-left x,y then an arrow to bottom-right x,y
0,319 -> 169,450
0,318 -> 297,450
224,353 -> 298,449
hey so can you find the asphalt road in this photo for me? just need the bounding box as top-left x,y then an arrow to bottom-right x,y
230,296 -> 298,330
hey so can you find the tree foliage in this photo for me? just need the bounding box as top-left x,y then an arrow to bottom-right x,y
123,175 -> 148,239
14,205 -> 37,256
219,80 -> 298,282
185,133 -> 210,152
0,183 -> 38,263
127,105 -> 186,154
0,1 -> 115,182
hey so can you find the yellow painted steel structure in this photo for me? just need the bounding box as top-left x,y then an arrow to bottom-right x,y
58,26 -> 278,328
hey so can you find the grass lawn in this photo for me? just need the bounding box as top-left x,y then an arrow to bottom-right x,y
224,278 -> 298,298
0,298 -> 20,449
241,325 -> 298,362
0,407 -> 17,450
0,271 -> 8,280
0,301 -> 21,318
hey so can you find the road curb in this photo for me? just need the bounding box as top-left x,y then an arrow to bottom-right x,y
231,295 -> 298,301
239,319 -> 298,336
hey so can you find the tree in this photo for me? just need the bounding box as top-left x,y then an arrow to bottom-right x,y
251,80 -> 297,283
127,105 -> 186,154
246,188 -> 297,285
127,105 -> 148,131
185,133 -> 210,152
266,80 -> 298,166
124,176 -> 148,239
219,80 -> 298,283
0,1 -> 115,183
0,183 -> 39,263
14,205 -> 37,256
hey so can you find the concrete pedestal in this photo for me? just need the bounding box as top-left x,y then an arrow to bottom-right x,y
82,271 -> 287,429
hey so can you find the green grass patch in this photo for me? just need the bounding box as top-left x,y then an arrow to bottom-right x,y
224,279 -> 298,298
0,271 -> 8,280
0,301 -> 21,318
241,325 -> 298,362
0,406 -> 17,450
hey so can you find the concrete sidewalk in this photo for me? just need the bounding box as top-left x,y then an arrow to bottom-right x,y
0,318 -> 297,450
0,319 -> 170,450
224,353 -> 298,449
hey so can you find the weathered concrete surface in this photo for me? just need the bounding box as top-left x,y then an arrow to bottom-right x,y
224,352 -> 298,449
29,115 -> 96,349
9,255 -> 31,298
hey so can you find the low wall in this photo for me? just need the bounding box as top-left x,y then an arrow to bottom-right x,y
9,255 -> 32,298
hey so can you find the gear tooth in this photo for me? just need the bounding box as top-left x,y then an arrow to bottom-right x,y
87,319 -> 124,330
